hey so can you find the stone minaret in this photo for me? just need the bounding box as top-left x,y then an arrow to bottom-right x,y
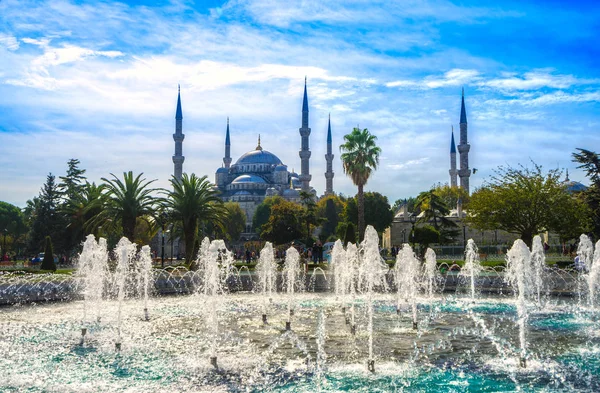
324,113 -> 334,195
223,117 -> 232,168
449,126 -> 458,188
457,88 -> 471,194
172,85 -> 185,182
299,77 -> 312,191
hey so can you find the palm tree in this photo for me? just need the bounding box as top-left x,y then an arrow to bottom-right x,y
340,127 -> 381,241
94,172 -> 160,241
163,173 -> 226,266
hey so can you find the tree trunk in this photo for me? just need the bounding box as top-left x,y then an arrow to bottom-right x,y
185,221 -> 198,269
520,232 -> 533,248
123,217 -> 136,242
358,183 -> 365,242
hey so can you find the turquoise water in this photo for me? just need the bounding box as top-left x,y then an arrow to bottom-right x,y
1,294 -> 599,392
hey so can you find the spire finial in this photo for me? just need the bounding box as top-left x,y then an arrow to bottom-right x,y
450,125 -> 456,154
256,134 -> 262,151
227,116 -> 229,125
302,77 -> 309,112
175,85 -> 183,120
462,87 -> 464,97
566,169 -> 570,181
460,88 -> 467,124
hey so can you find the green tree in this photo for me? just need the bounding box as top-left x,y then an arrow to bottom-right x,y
0,201 -> 26,257
466,163 -> 590,247
415,189 -> 457,231
41,236 -> 56,271
222,202 -> 246,241
412,225 -> 440,251
261,200 -> 304,245
58,159 -> 87,201
252,196 -> 284,235
95,172 -> 160,242
431,183 -> 470,209
164,173 -> 225,265
58,159 -> 89,261
317,196 -> 344,241
343,222 -> 356,245
572,148 -> 600,238
345,192 -> 394,235
340,127 -> 381,241
28,173 -> 62,253
299,190 -> 322,246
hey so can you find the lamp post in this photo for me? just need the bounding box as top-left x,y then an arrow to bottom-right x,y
170,229 -> 174,263
409,214 -> 417,248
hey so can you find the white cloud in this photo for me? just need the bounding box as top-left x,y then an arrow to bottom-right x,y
481,70 -> 594,91
0,33 -> 19,50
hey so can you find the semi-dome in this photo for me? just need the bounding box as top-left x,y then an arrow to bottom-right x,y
235,149 -> 282,166
274,164 -> 288,172
216,167 -> 228,173
231,174 -> 267,184
283,188 -> 300,197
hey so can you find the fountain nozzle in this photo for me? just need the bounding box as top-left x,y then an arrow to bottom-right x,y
144,308 -> 149,321
210,356 -> 218,369
80,328 -> 87,346
519,357 -> 527,368
285,321 -> 291,331
342,306 -> 346,314
115,342 -> 122,351
262,314 -> 268,324
350,324 -> 356,335
412,321 -> 418,330
289,309 -> 294,316
396,307 -> 401,315
368,359 -> 375,373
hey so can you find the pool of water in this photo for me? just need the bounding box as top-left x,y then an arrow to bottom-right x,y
1,293 -> 599,392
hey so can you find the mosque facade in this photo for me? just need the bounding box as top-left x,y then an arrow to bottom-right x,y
171,79 -> 335,235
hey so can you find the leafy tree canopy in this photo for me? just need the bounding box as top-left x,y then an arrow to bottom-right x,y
573,148 -> 600,238
252,196 -> 285,235
260,200 -> 304,245
466,163 -> 590,247
345,191 -> 393,235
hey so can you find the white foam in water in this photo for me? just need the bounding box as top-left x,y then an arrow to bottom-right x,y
530,236 -> 546,305
506,239 -> 532,365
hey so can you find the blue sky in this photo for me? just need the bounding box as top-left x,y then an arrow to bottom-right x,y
0,0 -> 599,207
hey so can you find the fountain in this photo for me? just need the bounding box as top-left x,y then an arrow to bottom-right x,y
113,237 -> 137,351
282,246 -> 302,330
256,242 -> 277,324
2,229 -> 600,391
424,247 -> 439,299
588,240 -> 600,309
460,239 -> 482,300
76,235 -> 108,344
137,245 -> 153,321
530,236 -> 546,305
394,243 -> 420,329
505,239 -> 533,368
357,226 -> 389,372
577,234 -> 594,305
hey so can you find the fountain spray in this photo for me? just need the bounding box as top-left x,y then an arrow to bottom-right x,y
256,242 -> 276,324
196,238 -> 235,369
424,248 -> 439,300
460,239 -> 482,301
283,247 -> 301,330
577,235 -> 594,306
358,226 -> 389,372
138,245 -> 153,321
588,240 -> 600,309
315,308 -> 327,390
345,243 -> 359,335
114,237 -> 136,351
77,235 -> 108,345
530,236 -> 546,306
506,239 -> 533,368
394,244 -> 420,329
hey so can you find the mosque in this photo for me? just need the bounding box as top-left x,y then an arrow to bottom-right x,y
170,79 -> 335,235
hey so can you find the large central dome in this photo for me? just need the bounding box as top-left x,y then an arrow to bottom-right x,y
234,149 -> 283,166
